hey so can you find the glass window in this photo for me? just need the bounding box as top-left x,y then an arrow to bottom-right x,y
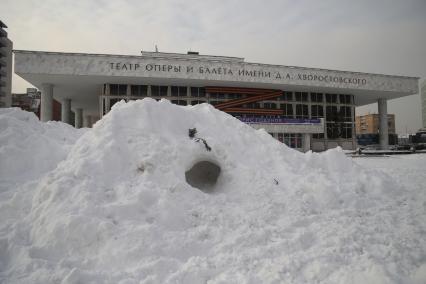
339,94 -> 352,104
171,100 -> 187,106
341,106 -> 352,122
326,93 -> 337,103
159,86 -> 168,96
283,134 -> 302,148
342,125 -> 352,138
110,98 -> 121,108
296,104 -> 309,119
151,86 -> 159,96
295,92 -> 308,102
110,84 -> 119,95
311,105 -> 324,118
311,93 -> 323,103
191,87 -> 199,97
131,85 -> 147,96
192,100 -> 205,105
327,123 -> 339,139
264,103 -> 276,109
246,102 -> 260,109
326,122 -> 352,139
171,86 -> 179,96
283,92 -> 293,101
281,104 -> 293,118
326,106 -> 338,121
131,85 -> 139,96
178,87 -> 187,97
119,85 -> 127,96
313,133 -> 325,139
297,134 -> 302,148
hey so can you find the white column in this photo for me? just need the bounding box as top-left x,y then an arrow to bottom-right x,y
75,108 -> 83,128
378,98 -> 389,150
40,83 -> 53,122
61,98 -> 71,124
303,133 -> 311,152
167,86 -> 172,97
83,115 -> 92,128
351,106 -> 357,150
147,85 -> 152,96
323,105 -> 328,149
126,84 -> 131,98
105,84 -> 110,95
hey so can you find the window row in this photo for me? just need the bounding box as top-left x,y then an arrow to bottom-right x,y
262,92 -> 353,104
327,123 -> 353,139
326,106 -> 352,122
109,84 -> 206,97
106,84 -> 353,104
107,96 -> 352,122
277,133 -> 303,149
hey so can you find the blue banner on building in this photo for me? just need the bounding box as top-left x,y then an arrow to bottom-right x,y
237,117 -> 321,124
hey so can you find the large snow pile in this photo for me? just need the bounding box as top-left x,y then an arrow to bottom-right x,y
1,99 -> 425,283
0,108 -> 86,192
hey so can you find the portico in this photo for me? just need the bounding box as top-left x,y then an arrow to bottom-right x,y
14,50 -> 419,151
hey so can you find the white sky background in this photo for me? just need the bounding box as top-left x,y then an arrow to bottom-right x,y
1,0 -> 426,133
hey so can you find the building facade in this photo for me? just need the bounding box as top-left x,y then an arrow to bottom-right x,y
355,113 -> 397,146
13,50 -> 419,151
356,113 -> 395,135
0,20 -> 13,108
11,88 -> 41,114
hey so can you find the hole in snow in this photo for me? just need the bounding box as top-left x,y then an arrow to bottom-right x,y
185,161 -> 221,193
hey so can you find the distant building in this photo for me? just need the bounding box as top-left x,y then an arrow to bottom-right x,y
12,88 -> 63,121
11,88 -> 41,115
355,113 -> 397,146
0,20 -> 13,107
421,80 -> 426,128
356,113 -> 395,134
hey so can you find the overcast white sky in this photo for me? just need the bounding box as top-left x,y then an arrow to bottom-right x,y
2,0 -> 426,133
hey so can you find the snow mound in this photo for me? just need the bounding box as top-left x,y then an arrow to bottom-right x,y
1,99 -> 424,283
0,108 -> 86,191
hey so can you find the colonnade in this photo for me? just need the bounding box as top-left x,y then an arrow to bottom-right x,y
39,84 -> 391,149
40,83 -> 94,128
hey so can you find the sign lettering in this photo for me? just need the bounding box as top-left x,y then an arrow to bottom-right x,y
109,62 -> 368,85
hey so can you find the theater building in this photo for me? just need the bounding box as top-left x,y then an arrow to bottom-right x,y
14,50 -> 419,152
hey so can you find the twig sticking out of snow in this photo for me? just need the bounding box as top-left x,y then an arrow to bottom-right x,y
188,128 -> 212,151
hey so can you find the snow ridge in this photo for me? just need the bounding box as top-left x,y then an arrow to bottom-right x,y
0,100 -> 425,283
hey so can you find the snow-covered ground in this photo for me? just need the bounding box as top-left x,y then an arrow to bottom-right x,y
0,100 -> 425,284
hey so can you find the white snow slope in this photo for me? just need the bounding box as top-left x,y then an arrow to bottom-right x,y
0,99 -> 425,283
0,108 -> 86,192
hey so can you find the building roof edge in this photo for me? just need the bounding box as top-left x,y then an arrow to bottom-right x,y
12,49 -> 420,80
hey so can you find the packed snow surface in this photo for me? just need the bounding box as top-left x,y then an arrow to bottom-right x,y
0,99 -> 425,283
0,108 -> 86,192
